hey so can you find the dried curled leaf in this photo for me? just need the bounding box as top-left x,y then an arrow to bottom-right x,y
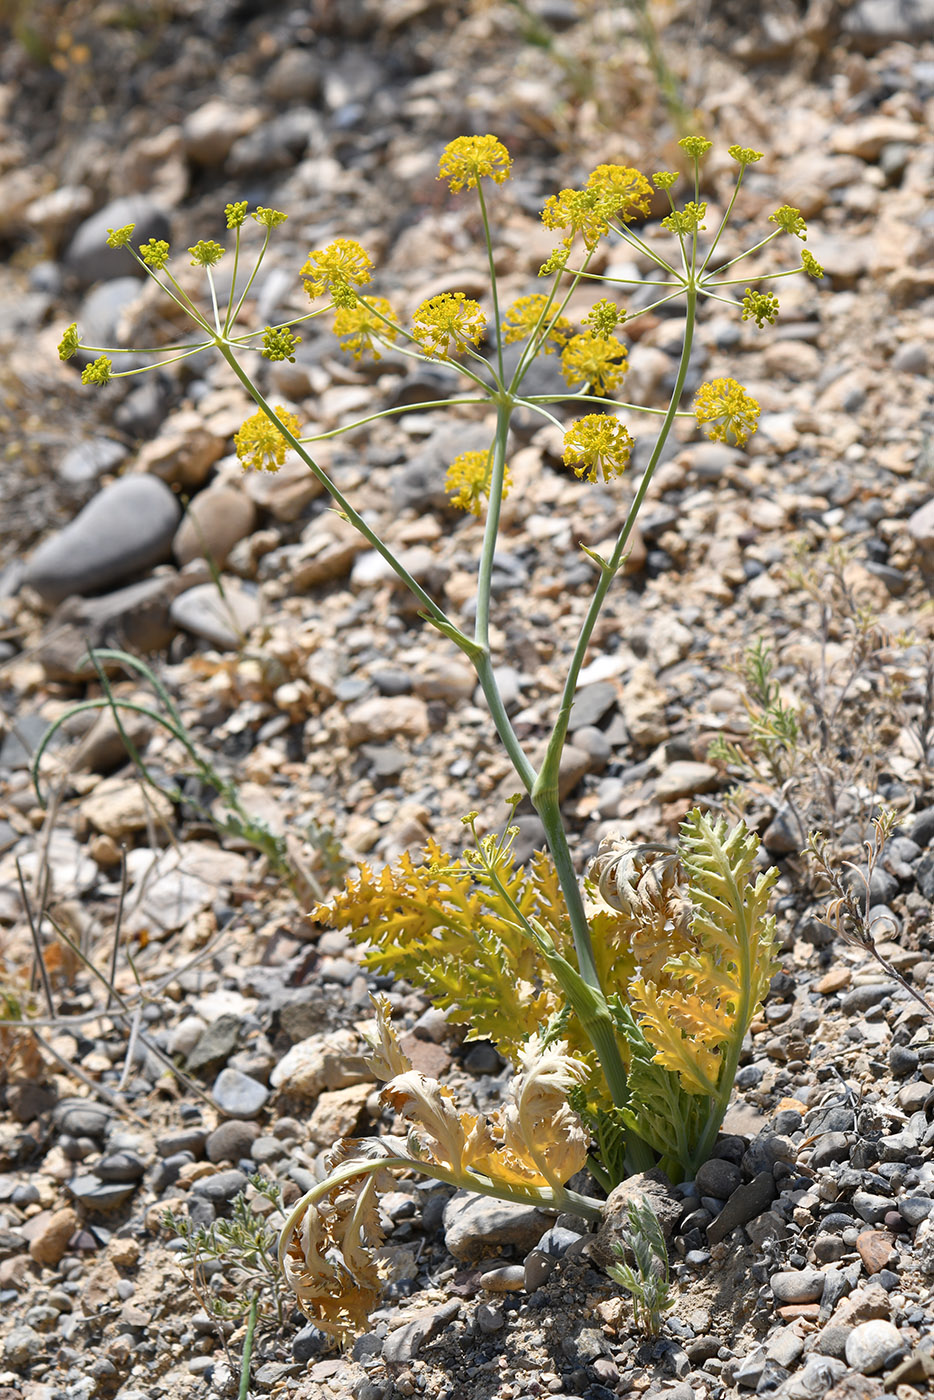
362,992 -> 412,1082
495,1033 -> 590,1187
381,1071 -> 498,1175
280,1155 -> 392,1345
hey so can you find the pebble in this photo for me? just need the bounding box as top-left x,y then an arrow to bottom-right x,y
64,196 -> 171,284
190,1169 -> 249,1203
205,1121 -> 260,1164
168,579 -> 262,649
26,1207 -> 79,1267
771,1269 -> 825,1304
22,474 -> 181,603
172,484 -> 257,568
845,1318 -> 904,1374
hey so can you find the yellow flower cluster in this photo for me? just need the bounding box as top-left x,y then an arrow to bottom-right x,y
333,296 -> 400,361
301,239 -> 373,301
438,135 -> 512,192
188,239 -> 225,267
560,333 -> 628,397
741,288 -> 780,328
444,450 -> 512,515
563,414 -> 634,483
693,378 -> 759,447
661,201 -> 707,236
769,205 -> 807,239
541,163 -> 653,253
411,292 -> 486,357
234,405 -> 302,472
501,294 -> 570,352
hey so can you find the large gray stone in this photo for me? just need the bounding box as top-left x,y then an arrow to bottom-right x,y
64,197 -> 171,285
442,1191 -> 555,1262
24,475 -> 181,603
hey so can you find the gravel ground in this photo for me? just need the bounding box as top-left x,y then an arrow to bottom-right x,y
4,2 -> 934,1399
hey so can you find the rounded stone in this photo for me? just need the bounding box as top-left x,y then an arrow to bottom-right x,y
695,1158 -> 742,1199
844,1319 -> 903,1374
172,485 -> 257,568
205,1119 -> 261,1163
211,1068 -> 270,1120
191,1169 -> 248,1203
770,1268 -> 825,1304
23,475 -> 181,604
64,196 -> 171,285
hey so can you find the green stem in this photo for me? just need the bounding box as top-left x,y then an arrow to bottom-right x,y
477,181 -> 504,385
216,344 -> 467,646
279,1158 -> 603,1277
238,1295 -> 258,1400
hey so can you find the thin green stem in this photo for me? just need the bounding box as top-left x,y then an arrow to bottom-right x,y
477,181 -> 505,385
299,397 -> 488,443
231,230 -> 271,326
206,267 -> 222,335
474,401 -> 510,655
238,1296 -> 258,1400
707,228 -> 782,276
223,224 -> 242,337
217,345 -> 465,643
701,170 -> 745,273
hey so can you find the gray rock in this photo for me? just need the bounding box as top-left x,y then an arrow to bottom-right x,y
839,982 -> 899,1014
64,197 -> 171,285
741,1133 -> 797,1177
57,437 -> 128,486
776,1354 -> 845,1397
381,1300 -> 460,1362
24,475 -> 181,603
853,1191 -> 893,1225
590,1170 -> 681,1271
899,1196 -> 934,1227
443,1191 -> 555,1262
695,1157 -> 742,1199
770,1268 -> 825,1303
75,277 -> 145,369
841,0 -> 934,49
212,1068 -> 270,1120
568,681 -> 618,731
524,1248 -> 556,1290
191,1169 -> 248,1203
811,1132 -> 851,1168
169,579 -> 261,649
68,1174 -> 138,1211
95,1150 -> 147,1182
3,1324 -> 43,1367
53,1099 -> 112,1137
844,1318 -> 904,1374
476,1301 -> 504,1333
708,1171 -> 776,1246
155,1128 -> 207,1159
186,1015 -> 241,1074
205,1120 -> 260,1164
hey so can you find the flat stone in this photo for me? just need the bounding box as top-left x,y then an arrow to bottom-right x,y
381,1299 -> 460,1363
655,760 -> 719,802
83,777 -> 175,839
478,1264 -> 526,1291
23,475 -> 181,603
57,437 -> 128,486
345,695 -> 430,746
191,1169 -> 248,1203
169,579 -> 262,649
67,1175 -> 138,1212
709,1171 -> 776,1246
856,1229 -> 896,1274
443,1191 -> 556,1263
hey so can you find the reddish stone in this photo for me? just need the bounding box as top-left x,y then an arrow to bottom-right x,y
856,1229 -> 896,1275
777,1304 -> 821,1321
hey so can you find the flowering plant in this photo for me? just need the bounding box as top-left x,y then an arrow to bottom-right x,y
62,133 -> 819,1342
